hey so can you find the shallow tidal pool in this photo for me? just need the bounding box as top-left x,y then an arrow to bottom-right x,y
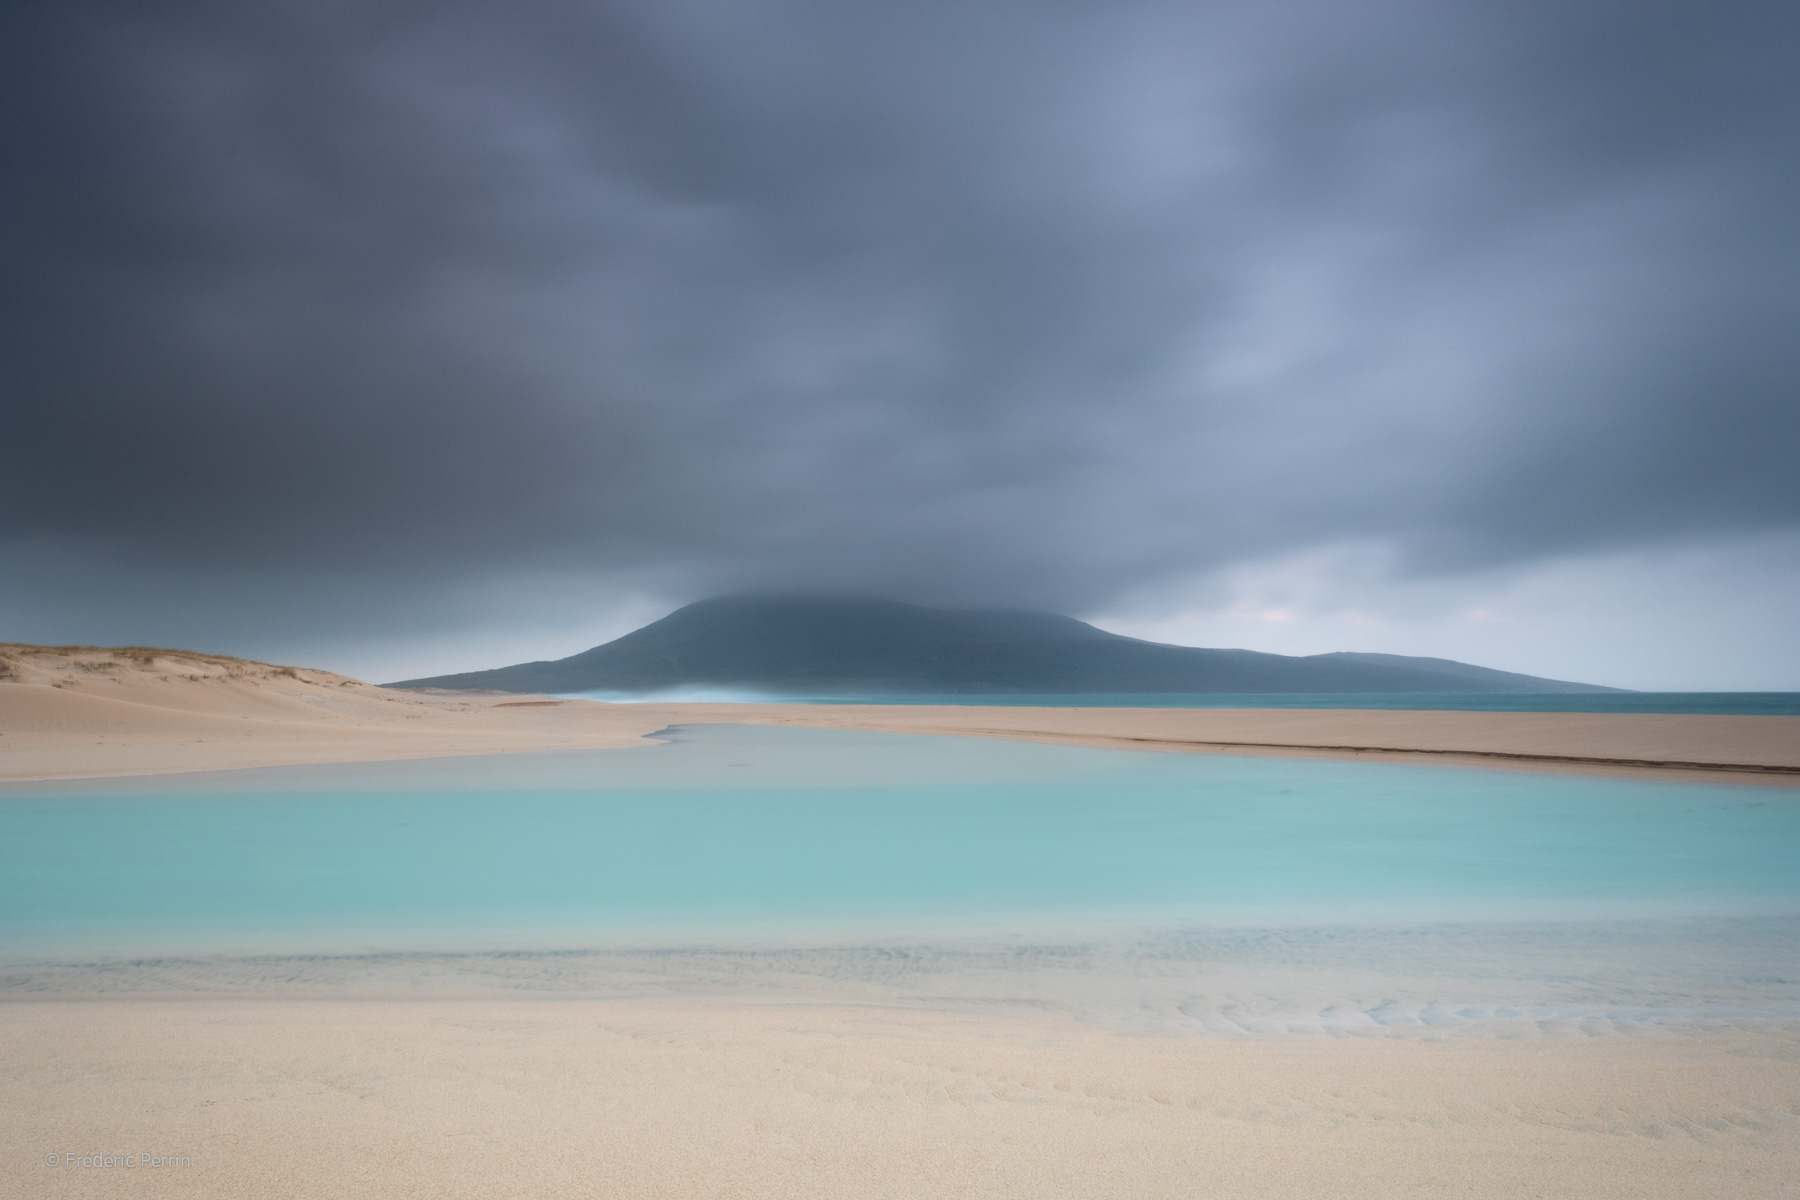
3,725 -> 1798,1032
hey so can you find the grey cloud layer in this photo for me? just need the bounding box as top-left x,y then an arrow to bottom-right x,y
4,0 -> 1797,619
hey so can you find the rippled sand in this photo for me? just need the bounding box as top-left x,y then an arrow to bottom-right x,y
9,921 -> 1800,1197
6,992 -> 1798,1200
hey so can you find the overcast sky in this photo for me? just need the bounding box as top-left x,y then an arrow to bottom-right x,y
4,0 -> 1797,688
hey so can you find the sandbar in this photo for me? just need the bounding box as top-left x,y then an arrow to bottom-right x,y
2,644 -> 1795,783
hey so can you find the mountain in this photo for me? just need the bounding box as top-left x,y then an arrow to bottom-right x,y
384,595 -> 1623,695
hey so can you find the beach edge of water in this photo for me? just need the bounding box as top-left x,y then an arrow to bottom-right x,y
7,669 -> 1800,785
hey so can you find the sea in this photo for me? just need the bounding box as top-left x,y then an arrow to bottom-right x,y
561,690 -> 1800,715
4,724 -> 1797,1033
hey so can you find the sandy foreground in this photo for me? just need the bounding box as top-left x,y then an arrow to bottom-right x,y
5,644 -> 1800,1197
0,998 -> 1794,1200
2,643 -> 1797,783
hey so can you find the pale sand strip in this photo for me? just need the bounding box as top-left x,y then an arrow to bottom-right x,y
3,645 -> 1798,783
5,997 -> 1798,1200
668,701 -> 1800,783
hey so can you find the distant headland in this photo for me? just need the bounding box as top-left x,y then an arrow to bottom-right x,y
384,596 -> 1623,695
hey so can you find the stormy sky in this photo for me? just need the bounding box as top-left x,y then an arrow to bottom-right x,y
3,0 -> 1797,688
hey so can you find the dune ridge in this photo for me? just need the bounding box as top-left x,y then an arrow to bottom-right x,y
0,644 -> 671,780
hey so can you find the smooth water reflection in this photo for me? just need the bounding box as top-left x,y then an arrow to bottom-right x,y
3,725 -> 1797,958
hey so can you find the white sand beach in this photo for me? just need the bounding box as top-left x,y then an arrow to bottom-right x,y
6,997 -> 1799,1200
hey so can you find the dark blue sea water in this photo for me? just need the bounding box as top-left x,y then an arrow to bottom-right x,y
566,691 -> 1800,715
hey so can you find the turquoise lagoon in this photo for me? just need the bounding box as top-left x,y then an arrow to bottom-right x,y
4,726 -> 1798,1030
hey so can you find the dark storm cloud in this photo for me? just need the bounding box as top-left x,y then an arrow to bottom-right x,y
3,0 -> 1797,626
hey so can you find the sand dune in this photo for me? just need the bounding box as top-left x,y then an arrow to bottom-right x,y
3,643 -> 1796,782
0,644 -> 672,780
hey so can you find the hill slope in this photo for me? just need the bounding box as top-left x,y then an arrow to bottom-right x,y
0,643 -> 672,780
386,596 -> 1621,695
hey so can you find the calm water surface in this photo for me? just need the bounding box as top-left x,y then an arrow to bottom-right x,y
564,690 -> 1800,715
3,725 -> 1796,957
